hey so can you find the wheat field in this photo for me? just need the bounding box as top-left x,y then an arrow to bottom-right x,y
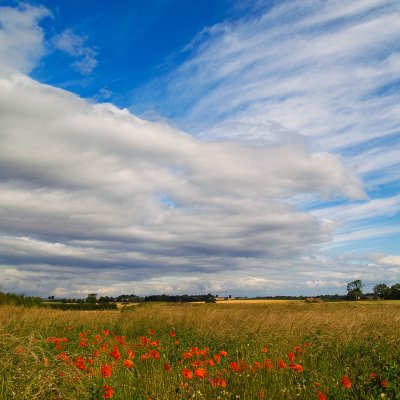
1,301 -> 399,399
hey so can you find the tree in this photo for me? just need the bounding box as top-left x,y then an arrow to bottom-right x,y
373,283 -> 390,300
86,293 -> 97,303
390,283 -> 400,299
347,280 -> 363,300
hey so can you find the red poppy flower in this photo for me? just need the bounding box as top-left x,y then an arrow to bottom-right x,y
100,364 -> 113,378
74,357 -> 85,371
213,354 -> 221,363
123,359 -> 134,368
102,385 -> 114,399
264,359 -> 273,370
288,352 -> 295,362
341,375 -> 352,389
110,346 -> 121,360
253,361 -> 262,369
261,346 -> 268,353
164,363 -> 172,371
229,361 -> 240,372
289,363 -> 303,373
128,349 -> 135,359
211,378 -> 227,388
380,380 -> 389,388
150,350 -> 160,360
183,368 -> 193,380
169,331 -> 176,337
277,359 -> 286,369
149,329 -> 155,335
317,392 -> 327,400
194,368 -> 207,378
219,350 -> 228,357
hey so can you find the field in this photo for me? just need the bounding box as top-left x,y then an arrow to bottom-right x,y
1,301 -> 399,399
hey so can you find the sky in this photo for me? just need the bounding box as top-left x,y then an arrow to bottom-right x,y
0,0 -> 399,298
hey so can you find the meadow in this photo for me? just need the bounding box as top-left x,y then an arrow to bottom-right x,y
1,301 -> 399,399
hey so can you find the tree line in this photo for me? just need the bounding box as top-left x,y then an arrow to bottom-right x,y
346,280 -> 400,300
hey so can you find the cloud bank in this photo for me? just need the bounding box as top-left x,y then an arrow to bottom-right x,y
1,1 -> 398,297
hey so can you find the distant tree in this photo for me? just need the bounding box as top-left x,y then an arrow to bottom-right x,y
86,293 -> 97,303
390,283 -> 400,299
347,280 -> 363,300
373,283 -> 390,300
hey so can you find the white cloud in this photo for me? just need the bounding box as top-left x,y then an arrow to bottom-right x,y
2,2 -> 398,297
53,29 -> 97,74
0,70 -> 367,296
0,4 -> 49,75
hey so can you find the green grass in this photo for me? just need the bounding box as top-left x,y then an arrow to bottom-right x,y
1,301 -> 399,399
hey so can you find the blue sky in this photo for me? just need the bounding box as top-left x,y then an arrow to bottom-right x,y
0,0 -> 399,298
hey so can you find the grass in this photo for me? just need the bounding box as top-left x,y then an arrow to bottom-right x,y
0,301 -> 399,399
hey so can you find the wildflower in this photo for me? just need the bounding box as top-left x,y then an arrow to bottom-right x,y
341,375 -> 352,389
164,363 -> 172,371
149,329 -> 155,335
369,372 -> 379,379
264,358 -> 273,370
100,343 -> 107,353
150,350 -> 160,360
42,357 -> 49,366
277,359 -> 286,369
74,357 -> 85,371
103,385 -> 114,399
169,331 -> 176,337
289,363 -> 303,373
110,346 -> 121,360
380,380 -> 389,388
219,350 -> 228,357
261,346 -> 268,353
123,359 -> 134,368
213,354 -> 221,363
93,350 -> 99,358
317,392 -> 328,400
288,352 -> 295,362
294,345 -> 303,353
211,378 -> 227,388
195,368 -> 207,378
140,352 -> 151,360
253,361 -> 262,369
15,347 -> 26,354
56,352 -> 69,362
257,390 -> 266,399
100,364 -> 113,378
114,335 -> 126,345
230,361 -> 240,372
128,349 -> 135,359
183,368 -> 193,380
102,329 -> 110,336
208,359 -> 215,366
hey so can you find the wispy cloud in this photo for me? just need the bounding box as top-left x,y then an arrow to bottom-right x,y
53,28 -> 97,74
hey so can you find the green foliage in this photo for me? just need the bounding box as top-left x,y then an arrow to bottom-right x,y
373,283 -> 390,300
0,291 -> 42,307
347,280 -> 363,300
46,302 -> 118,311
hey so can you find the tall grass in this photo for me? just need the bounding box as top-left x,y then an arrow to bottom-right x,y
1,301 -> 399,399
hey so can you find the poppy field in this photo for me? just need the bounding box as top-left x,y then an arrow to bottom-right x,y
1,301 -> 399,399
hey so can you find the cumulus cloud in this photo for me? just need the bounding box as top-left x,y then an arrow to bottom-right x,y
0,70 -> 366,296
0,3 -> 49,75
